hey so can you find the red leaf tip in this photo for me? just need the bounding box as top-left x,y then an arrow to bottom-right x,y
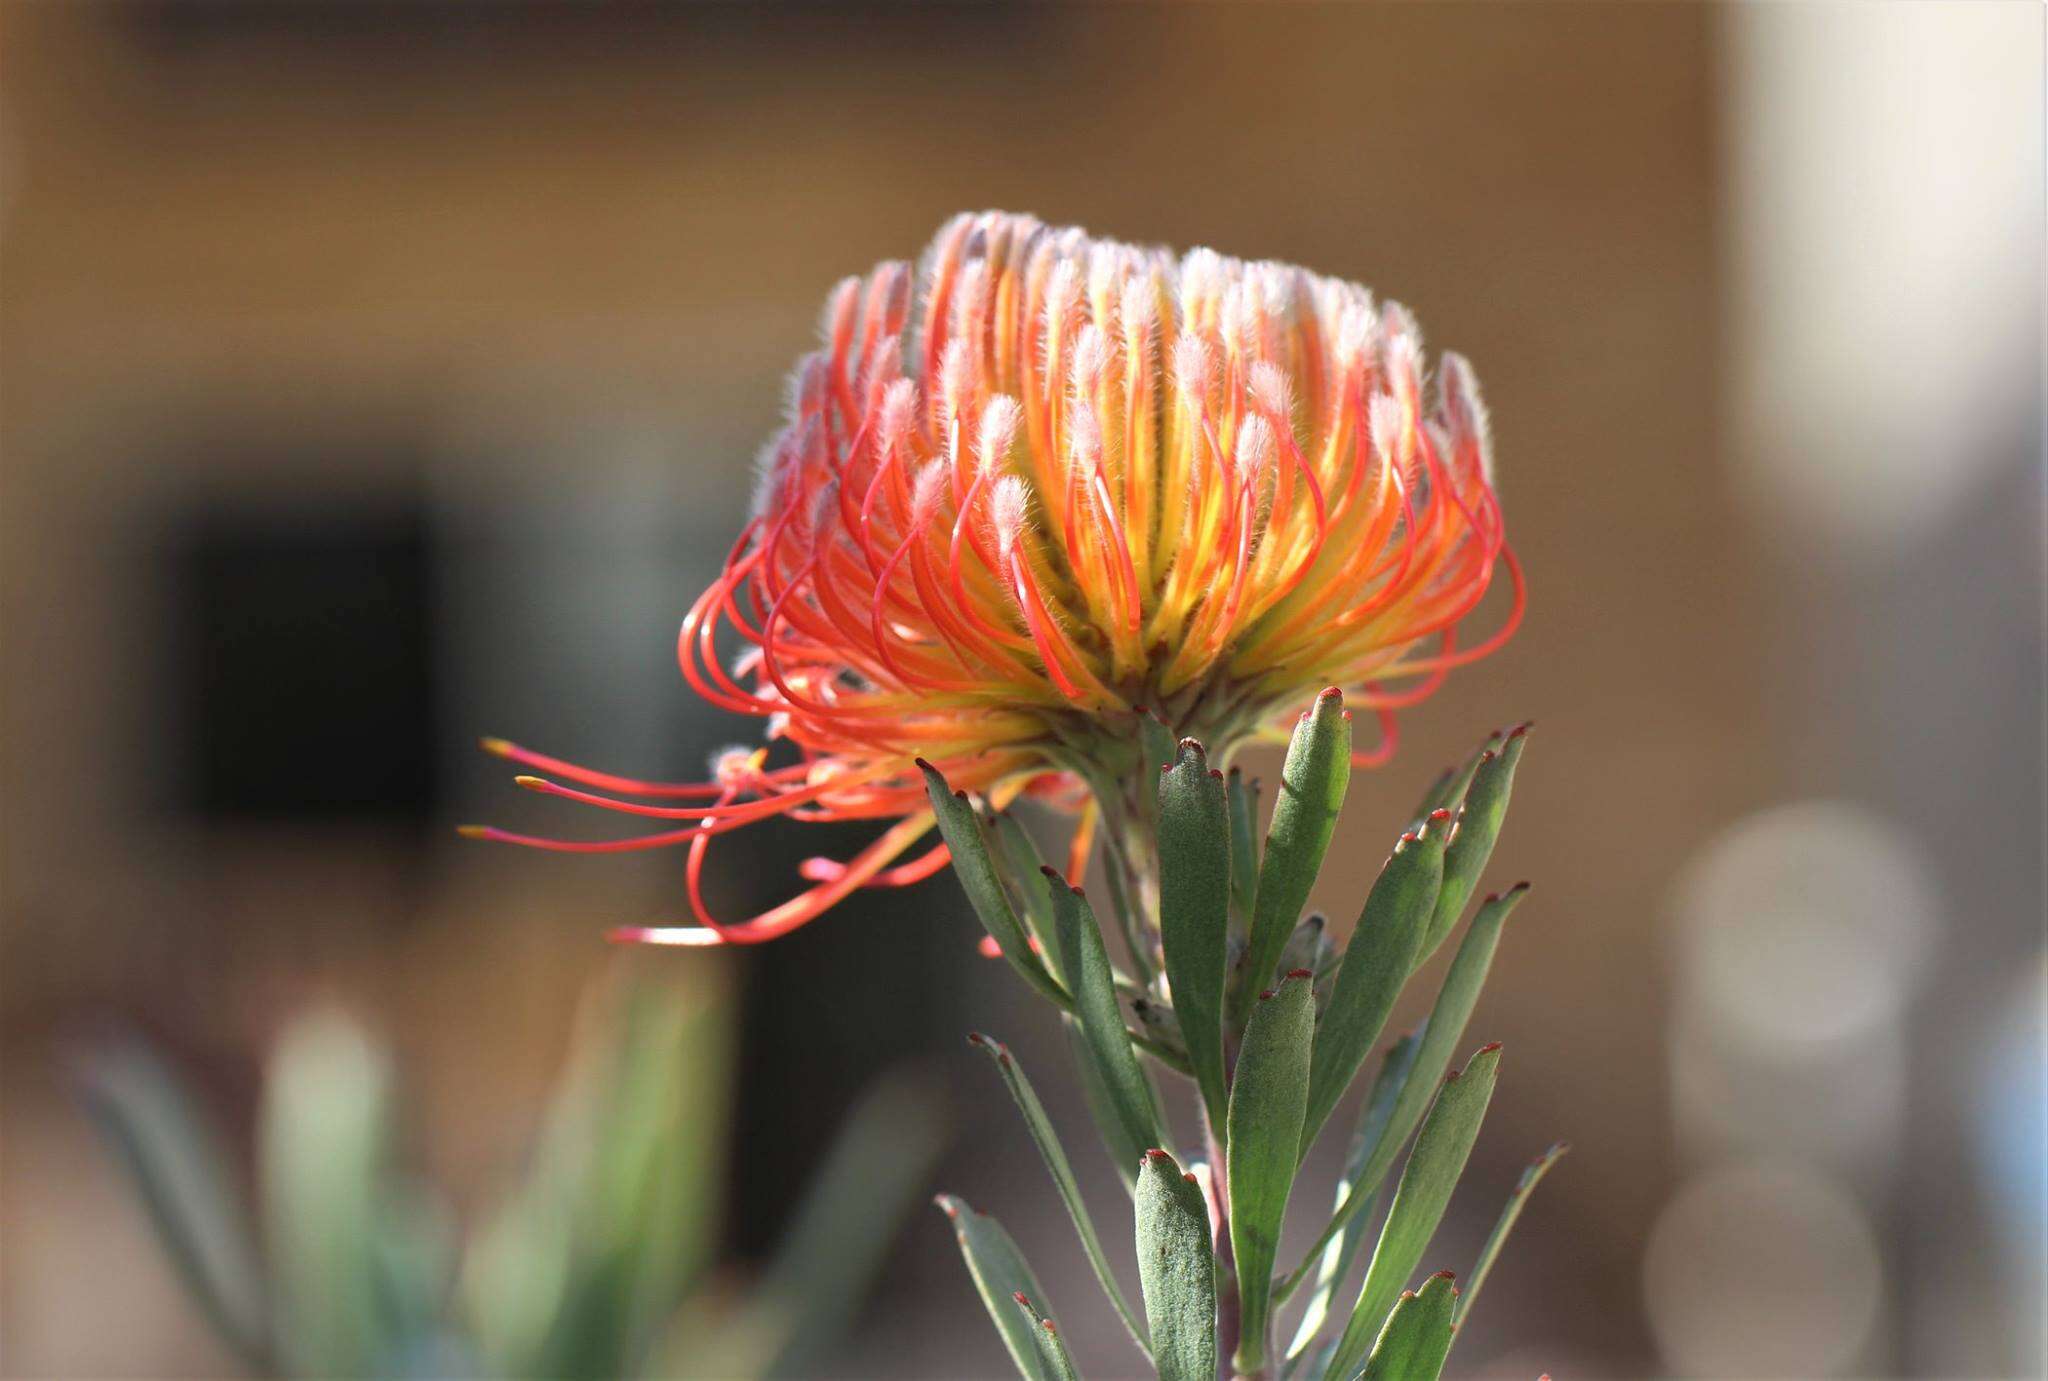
1477,1040 -> 1504,1054
1286,967 -> 1314,980
1258,988 -> 1276,1000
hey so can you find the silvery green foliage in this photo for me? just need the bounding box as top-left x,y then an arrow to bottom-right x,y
931,703 -> 1562,1380
79,979 -> 942,1380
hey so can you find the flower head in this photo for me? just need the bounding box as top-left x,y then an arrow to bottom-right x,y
471,211 -> 1520,943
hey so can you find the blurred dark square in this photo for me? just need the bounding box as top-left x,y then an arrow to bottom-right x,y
165,500 -> 439,825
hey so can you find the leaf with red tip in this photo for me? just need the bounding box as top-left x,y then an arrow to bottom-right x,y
1302,826 -> 1445,1156
1358,1269 -> 1458,1380
1415,727 -> 1528,969
919,761 -> 1069,1011
1327,1044 -> 1501,1381
1226,971 -> 1315,1376
967,1034 -> 1148,1357
934,1194 -> 1059,1381
1136,1149 -> 1216,1381
1050,878 -> 1165,1190
1227,768 -> 1262,939
989,810 -> 1066,978
1011,1291 -> 1082,1381
1158,738 -> 1233,1136
1236,690 -> 1351,1030
1279,886 -> 1527,1305
1284,1029 -> 1422,1361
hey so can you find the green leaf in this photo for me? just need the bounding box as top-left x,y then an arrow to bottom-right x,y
1136,1149 -> 1217,1381
1158,738 -> 1233,1135
1455,1140 -> 1569,1330
1227,971 -> 1316,1375
1277,913 -> 1329,985
1408,730 -> 1499,831
1138,709 -> 1179,786
1050,876 -> 1165,1185
1236,689 -> 1351,1028
753,1075 -> 948,1378
1357,1271 -> 1458,1381
968,1034 -> 1149,1357
1278,886 -> 1527,1304
920,760 -> 1069,1008
1285,1031 -> 1423,1360
1416,726 -> 1527,968
261,1010 -> 399,1379
935,1196 -> 1059,1381
1301,822 -> 1447,1154
1325,1044 -> 1502,1381
1227,767 -> 1262,939
1012,1290 -> 1084,1381
991,810 -> 1066,977
74,1039 -> 271,1369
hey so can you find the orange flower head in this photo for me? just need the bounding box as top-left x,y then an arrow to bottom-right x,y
471,211 -> 1521,944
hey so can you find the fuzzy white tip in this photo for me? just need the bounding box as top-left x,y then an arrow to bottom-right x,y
990,475 -> 1031,559
788,351 -> 827,423
821,275 -> 861,342
876,378 -> 919,454
710,745 -> 757,784
1368,390 -> 1407,462
977,394 -> 1022,474
1172,334 -> 1212,400
910,458 -> 950,523
1045,258 -> 1082,326
1437,351 -> 1495,486
939,337 -> 978,420
1236,413 -> 1277,480
1120,274 -> 1157,337
1381,300 -> 1421,353
749,433 -> 790,518
1335,303 -> 1379,372
1248,361 -> 1293,421
1065,405 -> 1103,475
1179,247 -> 1224,309
1070,324 -> 1109,394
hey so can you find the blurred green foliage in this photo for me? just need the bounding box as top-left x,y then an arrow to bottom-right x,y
78,972 -> 944,1379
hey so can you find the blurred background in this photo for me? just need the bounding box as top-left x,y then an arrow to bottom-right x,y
2,3 -> 2040,1377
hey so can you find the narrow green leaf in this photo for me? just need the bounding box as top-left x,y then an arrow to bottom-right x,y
920,760 -> 1069,1008
991,810 -> 1067,978
1277,913 -> 1329,984
1012,1291 -> 1084,1381
1357,1271 -> 1458,1381
1136,1150 -> 1217,1381
1227,971 -> 1316,1375
1139,709 -> 1179,785
1326,1044 -> 1502,1381
75,1040 -> 271,1368
1409,730 -> 1501,831
968,1034 -> 1149,1356
1050,875 -> 1164,1184
1284,1031 -> 1423,1360
1455,1140 -> 1569,1329
1236,689 -> 1351,1027
1416,726 -> 1528,968
935,1195 -> 1058,1381
261,1011 -> 398,1380
1158,738 -> 1233,1135
1227,768 -> 1262,939
756,1076 -> 949,1378
1278,886 -> 1527,1303
1301,822 -> 1447,1154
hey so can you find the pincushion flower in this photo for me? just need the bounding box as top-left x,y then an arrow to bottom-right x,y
470,211 -> 1520,944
